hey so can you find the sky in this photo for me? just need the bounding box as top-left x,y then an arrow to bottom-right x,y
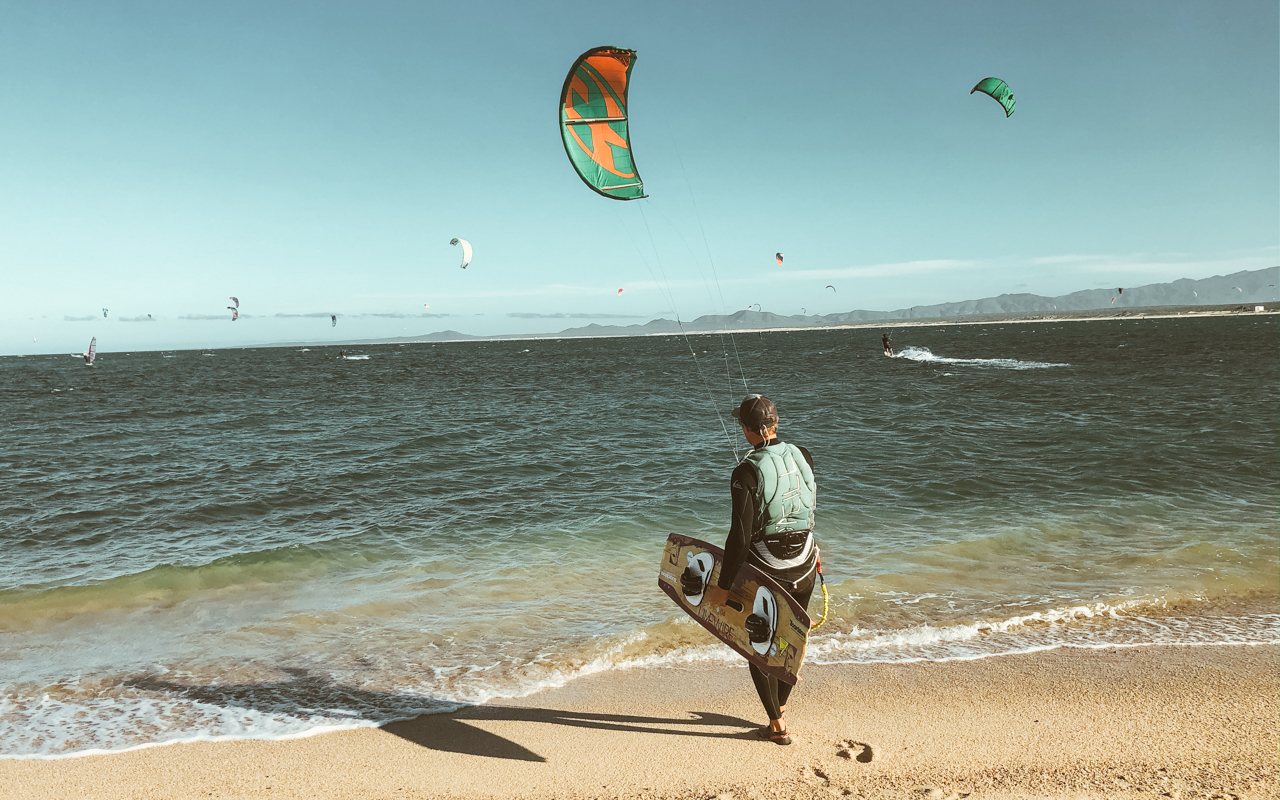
2,0 -> 1276,355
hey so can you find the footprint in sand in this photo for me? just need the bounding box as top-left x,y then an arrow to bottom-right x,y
836,740 -> 874,763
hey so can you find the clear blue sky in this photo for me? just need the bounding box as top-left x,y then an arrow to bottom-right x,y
3,0 -> 1276,355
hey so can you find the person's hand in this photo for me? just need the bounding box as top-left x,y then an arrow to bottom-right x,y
703,585 -> 729,608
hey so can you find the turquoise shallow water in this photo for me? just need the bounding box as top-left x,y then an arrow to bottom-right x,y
1,314 -> 1276,757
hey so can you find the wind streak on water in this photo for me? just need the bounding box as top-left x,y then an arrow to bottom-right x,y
0,315 -> 1276,757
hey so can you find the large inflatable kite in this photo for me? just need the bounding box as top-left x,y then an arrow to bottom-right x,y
559,47 -> 646,200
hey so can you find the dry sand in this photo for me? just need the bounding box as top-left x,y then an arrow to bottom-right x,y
2,644 -> 1274,800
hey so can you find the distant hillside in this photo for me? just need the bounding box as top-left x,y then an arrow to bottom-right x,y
271,267 -> 1278,347
546,267 -> 1279,338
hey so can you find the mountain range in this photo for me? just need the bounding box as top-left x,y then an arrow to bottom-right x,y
327,267 -> 1278,346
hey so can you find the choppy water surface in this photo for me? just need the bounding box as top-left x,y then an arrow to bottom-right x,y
1,315 -> 1276,757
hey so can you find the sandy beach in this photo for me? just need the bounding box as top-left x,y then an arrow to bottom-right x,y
3,644 -> 1274,800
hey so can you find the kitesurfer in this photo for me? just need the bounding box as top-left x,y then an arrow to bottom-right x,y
882,333 -> 893,357
702,395 -> 819,747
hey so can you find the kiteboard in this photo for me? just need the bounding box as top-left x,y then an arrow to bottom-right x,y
658,533 -> 810,685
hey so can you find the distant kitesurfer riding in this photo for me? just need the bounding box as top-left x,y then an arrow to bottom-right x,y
882,333 -> 893,357
702,395 -> 820,747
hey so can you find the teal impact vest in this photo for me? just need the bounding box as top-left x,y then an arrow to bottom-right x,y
742,441 -> 816,572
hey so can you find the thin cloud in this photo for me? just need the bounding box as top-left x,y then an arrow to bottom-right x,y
1074,253 -> 1277,278
507,312 -> 647,319
118,316 -> 155,322
63,315 -> 95,322
180,314 -> 244,321
782,259 -> 976,281
275,312 -> 334,319
356,284 -> 620,301
360,312 -> 453,319
1029,254 -> 1114,265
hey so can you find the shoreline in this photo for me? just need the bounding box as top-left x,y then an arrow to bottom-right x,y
266,305 -> 1279,349
3,643 -> 1275,799
10,304 -> 1272,358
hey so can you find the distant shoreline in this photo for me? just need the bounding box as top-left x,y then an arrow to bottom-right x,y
264,303 -> 1278,350
7,304 -> 1274,357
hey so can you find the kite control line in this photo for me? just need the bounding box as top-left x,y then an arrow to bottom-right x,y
811,549 -> 830,630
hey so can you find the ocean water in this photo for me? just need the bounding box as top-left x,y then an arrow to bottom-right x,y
1,315 -> 1276,758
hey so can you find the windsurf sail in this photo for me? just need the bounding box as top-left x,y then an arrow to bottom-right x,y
559,46 -> 645,200
450,238 -> 473,269
971,77 -> 1015,117
86,336 -> 97,364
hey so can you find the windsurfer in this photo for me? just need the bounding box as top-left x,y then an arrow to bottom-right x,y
703,395 -> 819,746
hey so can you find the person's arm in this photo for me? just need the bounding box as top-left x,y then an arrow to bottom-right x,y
797,445 -> 814,473
717,462 -> 757,591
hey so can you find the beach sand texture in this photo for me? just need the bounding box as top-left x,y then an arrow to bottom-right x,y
3,644 -> 1274,800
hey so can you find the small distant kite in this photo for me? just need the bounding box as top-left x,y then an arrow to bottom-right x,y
971,77 -> 1015,117
424,303 -> 431,309
1233,286 -> 1242,293
775,253 -> 784,267
801,308 -> 806,314
331,314 -> 337,328
228,296 -> 239,322
749,303 -> 761,312
1118,288 -> 1124,295
825,285 -> 836,293
102,308 -> 108,318
617,288 -> 624,295
450,238 -> 473,269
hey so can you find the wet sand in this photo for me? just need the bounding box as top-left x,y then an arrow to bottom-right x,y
2,644 -> 1275,799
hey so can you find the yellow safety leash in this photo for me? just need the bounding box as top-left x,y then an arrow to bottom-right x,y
811,550 -> 830,630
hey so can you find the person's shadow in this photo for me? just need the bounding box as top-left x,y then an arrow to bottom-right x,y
125,668 -> 758,762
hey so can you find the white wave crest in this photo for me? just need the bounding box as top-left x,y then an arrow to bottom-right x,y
894,346 -> 1069,369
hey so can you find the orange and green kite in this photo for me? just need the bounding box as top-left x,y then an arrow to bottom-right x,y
559,46 -> 646,200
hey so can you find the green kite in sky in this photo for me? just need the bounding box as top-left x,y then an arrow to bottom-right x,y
971,77 -> 1015,117
559,46 -> 646,200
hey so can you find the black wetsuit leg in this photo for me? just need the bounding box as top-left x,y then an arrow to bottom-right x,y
748,571 -> 816,721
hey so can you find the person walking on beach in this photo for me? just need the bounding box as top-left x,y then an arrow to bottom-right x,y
702,394 -> 819,746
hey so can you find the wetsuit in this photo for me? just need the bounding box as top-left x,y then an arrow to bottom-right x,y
882,335 -> 893,356
717,438 -> 817,722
